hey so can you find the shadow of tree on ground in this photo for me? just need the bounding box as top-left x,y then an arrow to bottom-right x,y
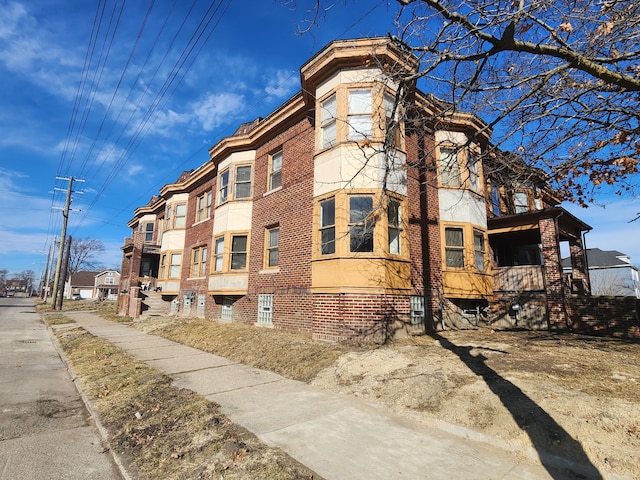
432,332 -> 602,479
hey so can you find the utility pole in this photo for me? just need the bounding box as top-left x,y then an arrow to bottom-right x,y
57,236 -> 72,310
51,176 -> 84,309
42,240 -> 56,301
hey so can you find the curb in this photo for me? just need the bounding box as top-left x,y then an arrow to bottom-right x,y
45,321 -> 134,480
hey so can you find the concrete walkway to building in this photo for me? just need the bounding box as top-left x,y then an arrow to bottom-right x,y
61,311 -> 589,480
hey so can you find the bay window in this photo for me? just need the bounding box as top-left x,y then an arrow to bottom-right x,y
349,195 -> 374,252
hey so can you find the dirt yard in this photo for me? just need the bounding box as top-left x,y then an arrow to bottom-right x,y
310,330 -> 640,479
39,302 -> 640,479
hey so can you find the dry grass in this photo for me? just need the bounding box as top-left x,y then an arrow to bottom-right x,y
53,325 -> 320,480
139,318 -> 362,382
35,299 -> 131,322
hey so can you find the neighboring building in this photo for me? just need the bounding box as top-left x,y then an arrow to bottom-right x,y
65,271 -> 100,299
63,270 -> 121,300
95,270 -> 121,300
118,37 -> 597,340
563,249 -> 640,298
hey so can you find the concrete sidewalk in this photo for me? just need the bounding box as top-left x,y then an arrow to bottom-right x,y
62,311 -> 580,480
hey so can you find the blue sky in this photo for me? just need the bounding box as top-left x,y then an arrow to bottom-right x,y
0,0 -> 638,279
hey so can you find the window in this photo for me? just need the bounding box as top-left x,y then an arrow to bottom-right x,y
439,148 -> 461,187
169,253 -> 182,278
213,237 -> 224,272
514,191 -> 529,213
388,199 -> 401,255
320,94 -> 337,148
349,195 -> 374,252
230,235 -> 248,270
160,254 -> 166,279
196,192 -> 212,222
384,91 -> 401,146
269,152 -> 282,190
104,276 -> 114,285
191,246 -> 207,277
165,205 -> 172,230
265,227 -> 279,268
445,227 -> 464,268
491,187 -> 501,216
257,294 -> 274,326
235,165 -> 252,199
348,89 -> 372,140
410,296 -> 425,330
468,153 -> 480,192
144,222 -> 154,242
174,204 -> 186,228
320,197 -> 335,255
474,230 -> 486,271
219,170 -> 229,204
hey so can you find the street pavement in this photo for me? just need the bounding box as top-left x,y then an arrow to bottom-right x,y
0,298 -> 122,480
56,309 -> 607,480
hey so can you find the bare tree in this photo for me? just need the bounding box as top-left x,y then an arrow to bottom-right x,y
68,238 -> 105,275
295,0 -> 640,204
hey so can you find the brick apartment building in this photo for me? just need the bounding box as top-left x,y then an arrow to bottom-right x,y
118,37 -> 614,341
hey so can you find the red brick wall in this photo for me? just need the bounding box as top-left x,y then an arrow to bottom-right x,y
405,127 -> 442,331
181,180 -> 216,307
568,296 -> 640,338
312,294 -> 410,342
236,116 -> 315,330
539,215 -> 566,329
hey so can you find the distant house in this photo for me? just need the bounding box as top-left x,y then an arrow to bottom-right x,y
65,271 -> 100,299
95,270 -> 120,300
563,249 -> 640,298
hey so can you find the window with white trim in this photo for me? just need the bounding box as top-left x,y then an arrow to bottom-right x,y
144,222 -> 154,242
174,204 -> 187,228
235,165 -> 252,199
165,205 -> 172,230
218,170 -> 229,204
213,237 -> 224,272
269,152 -> 282,191
169,253 -> 182,278
320,94 -> 337,148
348,89 -> 372,140
514,191 -> 529,213
439,148 -> 461,187
265,227 -> 279,268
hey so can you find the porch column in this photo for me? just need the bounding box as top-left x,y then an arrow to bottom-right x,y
539,215 -> 567,329
569,235 -> 590,295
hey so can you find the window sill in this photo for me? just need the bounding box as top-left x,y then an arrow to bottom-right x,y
263,186 -> 282,197
259,268 -> 280,275
192,217 -> 211,227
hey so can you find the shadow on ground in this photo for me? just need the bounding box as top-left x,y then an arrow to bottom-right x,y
432,332 -> 602,479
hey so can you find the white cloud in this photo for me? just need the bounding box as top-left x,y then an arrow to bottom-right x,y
192,92 -> 246,132
264,69 -> 298,99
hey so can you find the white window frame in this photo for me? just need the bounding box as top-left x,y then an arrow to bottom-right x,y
269,152 -> 282,191
235,165 -> 252,199
320,94 -> 337,148
348,89 -> 372,141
